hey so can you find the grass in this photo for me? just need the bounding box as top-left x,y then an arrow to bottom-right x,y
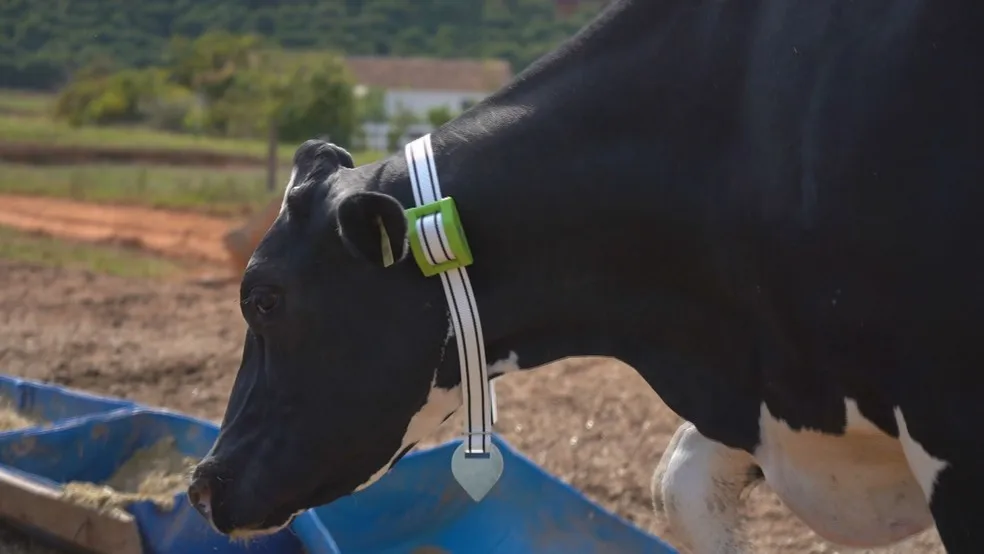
0,88 -> 387,212
0,90 -> 385,166
0,225 -> 183,279
0,162 -> 284,216
0,89 -> 53,116
0,113 -> 362,164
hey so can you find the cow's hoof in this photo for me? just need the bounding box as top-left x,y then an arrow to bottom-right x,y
651,421 -> 695,518
650,421 -> 762,554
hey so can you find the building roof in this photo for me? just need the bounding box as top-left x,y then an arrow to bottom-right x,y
344,56 -> 513,93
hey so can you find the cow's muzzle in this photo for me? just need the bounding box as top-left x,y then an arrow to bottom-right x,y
187,457 -> 295,537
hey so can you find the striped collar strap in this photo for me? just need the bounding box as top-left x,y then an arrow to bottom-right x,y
403,134 -> 502,501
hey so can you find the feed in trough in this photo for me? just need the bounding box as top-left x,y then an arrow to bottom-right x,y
0,399 -> 38,432
60,436 -> 198,513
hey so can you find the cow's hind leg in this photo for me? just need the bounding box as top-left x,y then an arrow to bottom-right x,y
652,422 -> 761,554
896,408 -> 984,554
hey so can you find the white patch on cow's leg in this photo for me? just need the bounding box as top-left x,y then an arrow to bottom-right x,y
354,379 -> 461,492
652,422 -> 757,554
843,398 -> 882,433
651,420 -> 691,514
488,351 -> 520,377
753,400 -> 933,548
486,352 -> 519,424
894,407 -> 949,502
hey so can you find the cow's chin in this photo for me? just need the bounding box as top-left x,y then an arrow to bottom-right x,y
209,505 -> 297,539
210,482 -> 349,539
223,514 -> 297,541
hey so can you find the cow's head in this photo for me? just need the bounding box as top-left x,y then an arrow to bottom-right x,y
187,139 -> 465,537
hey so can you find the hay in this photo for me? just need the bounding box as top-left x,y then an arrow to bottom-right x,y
60,436 -> 198,514
0,400 -> 38,432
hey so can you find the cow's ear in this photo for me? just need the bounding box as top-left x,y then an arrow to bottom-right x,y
336,191 -> 408,267
292,140 -> 355,179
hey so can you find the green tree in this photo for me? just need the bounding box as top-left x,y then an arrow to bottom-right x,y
164,30 -> 267,102
426,105 -> 456,128
387,106 -> 420,152
2,0 -> 610,90
276,56 -> 357,146
356,86 -> 388,123
202,50 -> 356,146
51,33 -> 357,145
54,67 -> 171,126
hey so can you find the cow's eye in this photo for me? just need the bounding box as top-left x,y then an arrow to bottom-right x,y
249,287 -> 281,316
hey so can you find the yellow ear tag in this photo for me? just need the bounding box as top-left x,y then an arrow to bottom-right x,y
376,216 -> 395,267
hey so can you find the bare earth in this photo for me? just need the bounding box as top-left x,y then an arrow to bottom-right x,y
0,194 -> 236,265
0,198 -> 946,553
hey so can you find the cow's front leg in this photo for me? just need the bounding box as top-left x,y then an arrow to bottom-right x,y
652,422 -> 760,554
896,409 -> 984,554
920,462 -> 984,554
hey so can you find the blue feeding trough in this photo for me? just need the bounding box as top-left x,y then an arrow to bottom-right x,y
292,434 -> 678,554
0,377 -> 678,554
0,407 -> 303,554
0,375 -> 135,436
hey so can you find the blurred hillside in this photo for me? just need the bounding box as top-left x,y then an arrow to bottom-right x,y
2,0 -> 610,90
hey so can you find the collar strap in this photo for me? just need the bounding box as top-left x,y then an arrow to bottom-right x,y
403,134 -> 498,459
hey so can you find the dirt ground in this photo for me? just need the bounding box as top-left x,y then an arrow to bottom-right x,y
0,194 -> 235,266
0,199 -> 947,553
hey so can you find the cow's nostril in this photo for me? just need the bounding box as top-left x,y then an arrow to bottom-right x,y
187,478 -> 212,520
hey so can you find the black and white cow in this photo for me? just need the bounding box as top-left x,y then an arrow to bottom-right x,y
188,0 -> 984,552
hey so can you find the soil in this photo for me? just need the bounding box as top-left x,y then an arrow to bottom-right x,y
61,436 -> 198,513
0,525 -> 60,554
0,193 -> 946,553
0,194 -> 238,266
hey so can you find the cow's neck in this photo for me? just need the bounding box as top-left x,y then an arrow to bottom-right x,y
372,0 -> 733,377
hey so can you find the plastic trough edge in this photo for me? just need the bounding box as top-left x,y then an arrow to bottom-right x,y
0,375 -> 140,439
290,433 -> 669,551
